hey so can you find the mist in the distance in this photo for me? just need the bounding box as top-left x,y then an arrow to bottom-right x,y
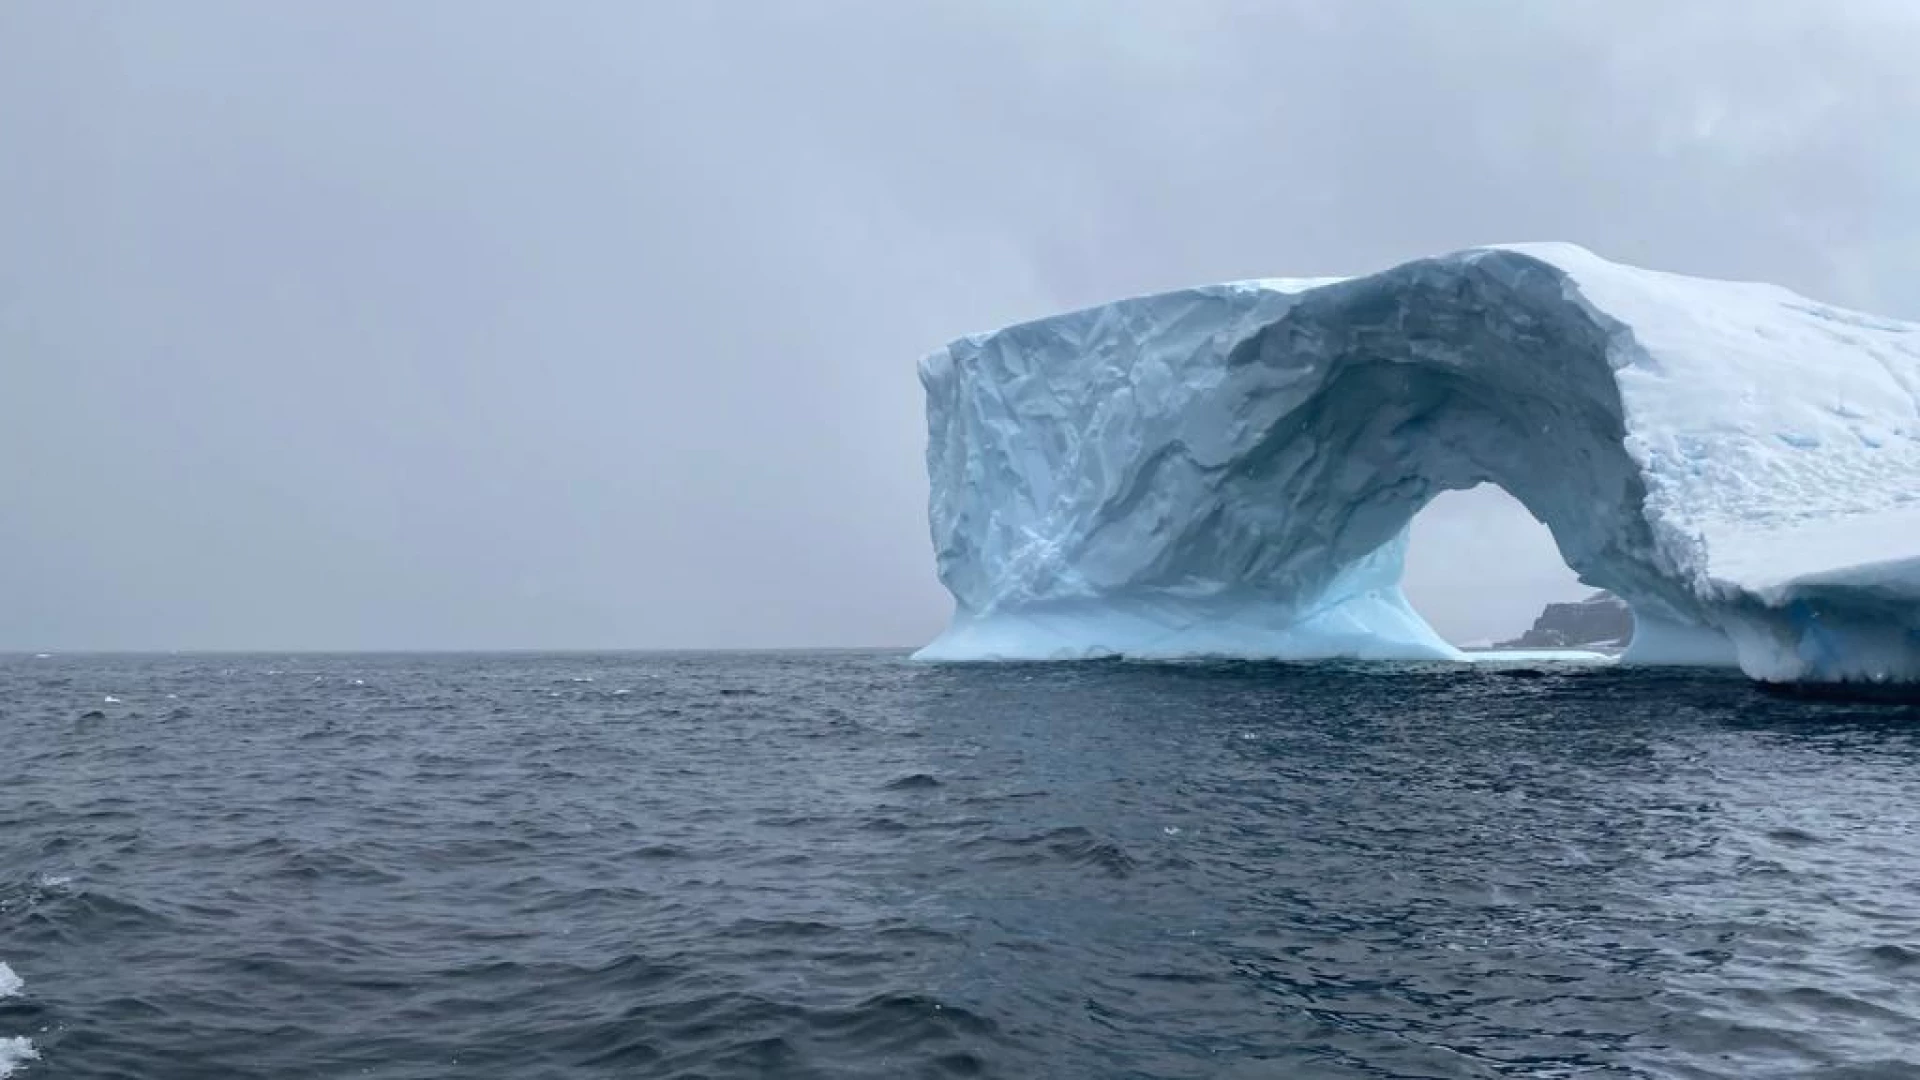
3,2 -> 1914,650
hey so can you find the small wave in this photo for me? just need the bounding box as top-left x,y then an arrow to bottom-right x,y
1049,833 -> 1140,878
23,885 -> 178,943
957,790 -> 1048,806
0,1037 -> 36,1079
813,992 -> 1001,1045
963,826 -> 1139,878
725,917 -> 844,940
884,773 -> 942,791
1765,827 -> 1822,847
1862,943 -> 1920,970
754,814 -> 833,828
0,875 -> 74,917
0,963 -> 20,998
1777,985 -> 1914,1024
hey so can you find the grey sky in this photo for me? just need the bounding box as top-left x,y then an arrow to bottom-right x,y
3,1 -> 1915,650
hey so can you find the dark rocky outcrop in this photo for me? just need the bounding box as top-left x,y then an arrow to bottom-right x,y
1495,591 -> 1633,652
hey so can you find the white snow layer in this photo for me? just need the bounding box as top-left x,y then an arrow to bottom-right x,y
915,245 -> 1920,684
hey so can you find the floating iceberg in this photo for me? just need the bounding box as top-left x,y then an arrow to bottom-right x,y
915,245 -> 1920,686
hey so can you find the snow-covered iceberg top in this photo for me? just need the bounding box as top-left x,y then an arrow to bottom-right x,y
916,244 -> 1920,685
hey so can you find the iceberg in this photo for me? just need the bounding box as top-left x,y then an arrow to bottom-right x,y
914,245 -> 1920,686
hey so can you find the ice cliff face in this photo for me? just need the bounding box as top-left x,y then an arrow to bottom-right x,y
917,245 -> 1920,685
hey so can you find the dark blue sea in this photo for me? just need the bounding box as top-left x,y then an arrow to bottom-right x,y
3,653 -> 1918,1079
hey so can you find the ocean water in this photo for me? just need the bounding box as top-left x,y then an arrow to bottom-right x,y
2,653 -> 1918,1079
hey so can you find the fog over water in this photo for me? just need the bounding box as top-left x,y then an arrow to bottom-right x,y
4,2 -> 1914,650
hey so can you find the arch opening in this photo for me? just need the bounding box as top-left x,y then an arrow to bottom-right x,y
1403,484 -> 1599,651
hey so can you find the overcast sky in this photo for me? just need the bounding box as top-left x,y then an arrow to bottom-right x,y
3,1 -> 1915,651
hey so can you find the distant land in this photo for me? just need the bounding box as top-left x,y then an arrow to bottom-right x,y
1487,591 -> 1633,653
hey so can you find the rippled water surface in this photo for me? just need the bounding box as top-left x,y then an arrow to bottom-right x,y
3,652 -> 1920,1078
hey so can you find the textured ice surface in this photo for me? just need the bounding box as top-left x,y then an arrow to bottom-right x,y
916,245 -> 1920,684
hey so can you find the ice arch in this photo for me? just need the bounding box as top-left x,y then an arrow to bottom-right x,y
915,246 -> 1920,686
